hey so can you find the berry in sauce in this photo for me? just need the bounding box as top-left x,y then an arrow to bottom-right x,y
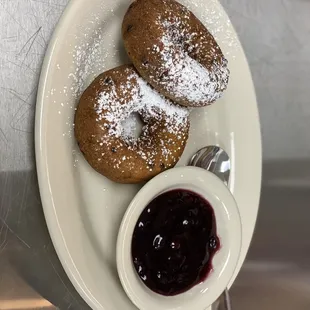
131,189 -> 219,296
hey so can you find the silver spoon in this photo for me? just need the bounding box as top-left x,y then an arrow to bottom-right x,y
189,146 -> 230,186
189,146 -> 232,310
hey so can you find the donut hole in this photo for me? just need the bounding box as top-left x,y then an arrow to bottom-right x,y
121,112 -> 144,141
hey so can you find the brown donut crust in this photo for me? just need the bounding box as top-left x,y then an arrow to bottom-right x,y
75,65 -> 190,184
122,0 -> 229,107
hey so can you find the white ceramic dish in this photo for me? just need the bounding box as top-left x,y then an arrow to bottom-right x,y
35,0 -> 262,309
117,166 -> 242,310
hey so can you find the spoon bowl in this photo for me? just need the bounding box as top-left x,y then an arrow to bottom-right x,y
189,146 -> 230,187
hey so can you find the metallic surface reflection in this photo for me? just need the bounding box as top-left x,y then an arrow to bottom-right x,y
230,160 -> 310,310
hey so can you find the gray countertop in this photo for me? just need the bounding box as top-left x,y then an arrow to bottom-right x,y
1,0 -> 310,309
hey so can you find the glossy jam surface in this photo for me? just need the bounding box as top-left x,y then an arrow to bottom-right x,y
131,189 -> 219,296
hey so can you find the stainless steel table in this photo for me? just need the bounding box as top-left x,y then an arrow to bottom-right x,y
1,1 -> 310,309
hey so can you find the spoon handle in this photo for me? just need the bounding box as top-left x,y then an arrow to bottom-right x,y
215,289 -> 232,310
223,289 -> 232,310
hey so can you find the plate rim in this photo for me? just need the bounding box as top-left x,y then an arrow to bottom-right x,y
35,1 -> 104,309
35,0 -> 262,309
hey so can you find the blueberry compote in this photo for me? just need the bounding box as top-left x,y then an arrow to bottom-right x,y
131,189 -> 219,296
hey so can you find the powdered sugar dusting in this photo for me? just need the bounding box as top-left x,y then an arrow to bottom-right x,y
69,30 -> 118,99
93,67 -> 189,169
96,70 -> 189,142
148,13 -> 229,106
182,0 -> 239,55
68,9 -> 120,100
159,33 -> 224,103
121,113 -> 141,141
70,37 -> 103,98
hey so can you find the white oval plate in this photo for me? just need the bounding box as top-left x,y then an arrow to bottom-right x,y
35,0 -> 262,309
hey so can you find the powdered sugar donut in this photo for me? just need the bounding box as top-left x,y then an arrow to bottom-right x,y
75,65 -> 190,184
122,0 -> 229,107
